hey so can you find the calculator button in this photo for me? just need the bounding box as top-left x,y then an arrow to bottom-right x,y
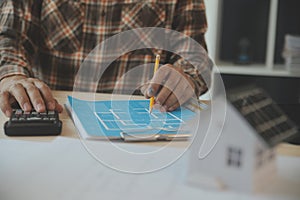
50,118 -> 56,121
27,117 -> 42,121
21,114 -> 28,118
48,111 -> 55,115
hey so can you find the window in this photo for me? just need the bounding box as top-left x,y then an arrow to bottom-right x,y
227,147 -> 243,168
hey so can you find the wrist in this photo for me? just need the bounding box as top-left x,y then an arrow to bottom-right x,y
0,74 -> 28,82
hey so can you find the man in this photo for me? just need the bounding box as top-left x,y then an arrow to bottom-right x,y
0,0 -> 211,117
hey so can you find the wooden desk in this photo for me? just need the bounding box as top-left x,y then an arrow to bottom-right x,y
0,90 -> 299,155
1,91 -> 300,200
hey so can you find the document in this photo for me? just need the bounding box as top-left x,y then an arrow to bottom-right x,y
66,96 -> 196,141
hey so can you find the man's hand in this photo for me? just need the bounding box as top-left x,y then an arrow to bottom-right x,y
142,64 -> 196,112
0,75 -> 63,117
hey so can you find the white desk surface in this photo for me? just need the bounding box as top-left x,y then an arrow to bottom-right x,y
1,91 -> 300,200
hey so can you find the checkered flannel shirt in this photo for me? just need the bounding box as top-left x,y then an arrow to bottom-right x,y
0,0 -> 211,95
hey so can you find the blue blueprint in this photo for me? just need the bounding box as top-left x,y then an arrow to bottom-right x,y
68,96 -> 195,138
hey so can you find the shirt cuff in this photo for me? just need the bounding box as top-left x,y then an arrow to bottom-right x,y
173,58 -> 211,97
0,65 -> 32,81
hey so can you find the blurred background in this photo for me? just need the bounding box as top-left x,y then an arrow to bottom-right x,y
205,0 -> 300,130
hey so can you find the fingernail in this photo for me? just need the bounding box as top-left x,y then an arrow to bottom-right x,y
48,102 -> 55,110
148,87 -> 153,96
37,103 -> 44,111
23,102 -> 31,111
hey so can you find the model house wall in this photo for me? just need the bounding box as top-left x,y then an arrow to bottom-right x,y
188,99 -> 276,192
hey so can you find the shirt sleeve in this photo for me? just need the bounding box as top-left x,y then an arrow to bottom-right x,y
171,0 -> 213,96
0,0 -> 39,81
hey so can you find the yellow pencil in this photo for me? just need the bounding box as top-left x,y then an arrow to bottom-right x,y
149,54 -> 160,113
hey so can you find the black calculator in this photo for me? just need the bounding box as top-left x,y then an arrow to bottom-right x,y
4,109 -> 62,136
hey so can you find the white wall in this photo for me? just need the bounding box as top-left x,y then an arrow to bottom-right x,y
204,0 -> 220,61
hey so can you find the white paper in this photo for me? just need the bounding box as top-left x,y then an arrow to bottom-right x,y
0,137 -> 299,200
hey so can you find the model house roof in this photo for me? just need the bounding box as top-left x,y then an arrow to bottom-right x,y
227,85 -> 299,147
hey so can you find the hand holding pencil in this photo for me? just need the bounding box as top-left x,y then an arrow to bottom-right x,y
143,55 -> 197,113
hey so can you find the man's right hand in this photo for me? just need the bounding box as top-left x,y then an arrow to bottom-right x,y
0,75 -> 63,117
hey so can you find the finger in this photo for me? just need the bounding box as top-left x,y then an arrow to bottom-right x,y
168,84 -> 196,111
163,91 -> 190,112
163,92 -> 179,111
22,82 -> 46,112
149,67 -> 181,102
162,74 -> 195,111
8,83 -> 32,111
152,102 -> 167,112
161,83 -> 185,111
155,69 -> 183,106
155,86 -> 172,106
54,99 -> 64,113
145,87 -> 153,99
33,80 -> 56,110
148,65 -> 172,97
140,83 -> 150,98
166,85 -> 193,111
0,91 -> 13,117
168,101 -> 180,112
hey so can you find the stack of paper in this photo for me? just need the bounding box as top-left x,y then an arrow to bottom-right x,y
282,34 -> 300,73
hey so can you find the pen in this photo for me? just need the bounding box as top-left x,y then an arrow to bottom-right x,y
149,54 -> 160,113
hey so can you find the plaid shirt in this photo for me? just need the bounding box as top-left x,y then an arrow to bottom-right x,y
0,0 -> 211,95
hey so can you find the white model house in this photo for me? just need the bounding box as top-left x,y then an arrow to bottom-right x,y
187,82 -> 298,192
